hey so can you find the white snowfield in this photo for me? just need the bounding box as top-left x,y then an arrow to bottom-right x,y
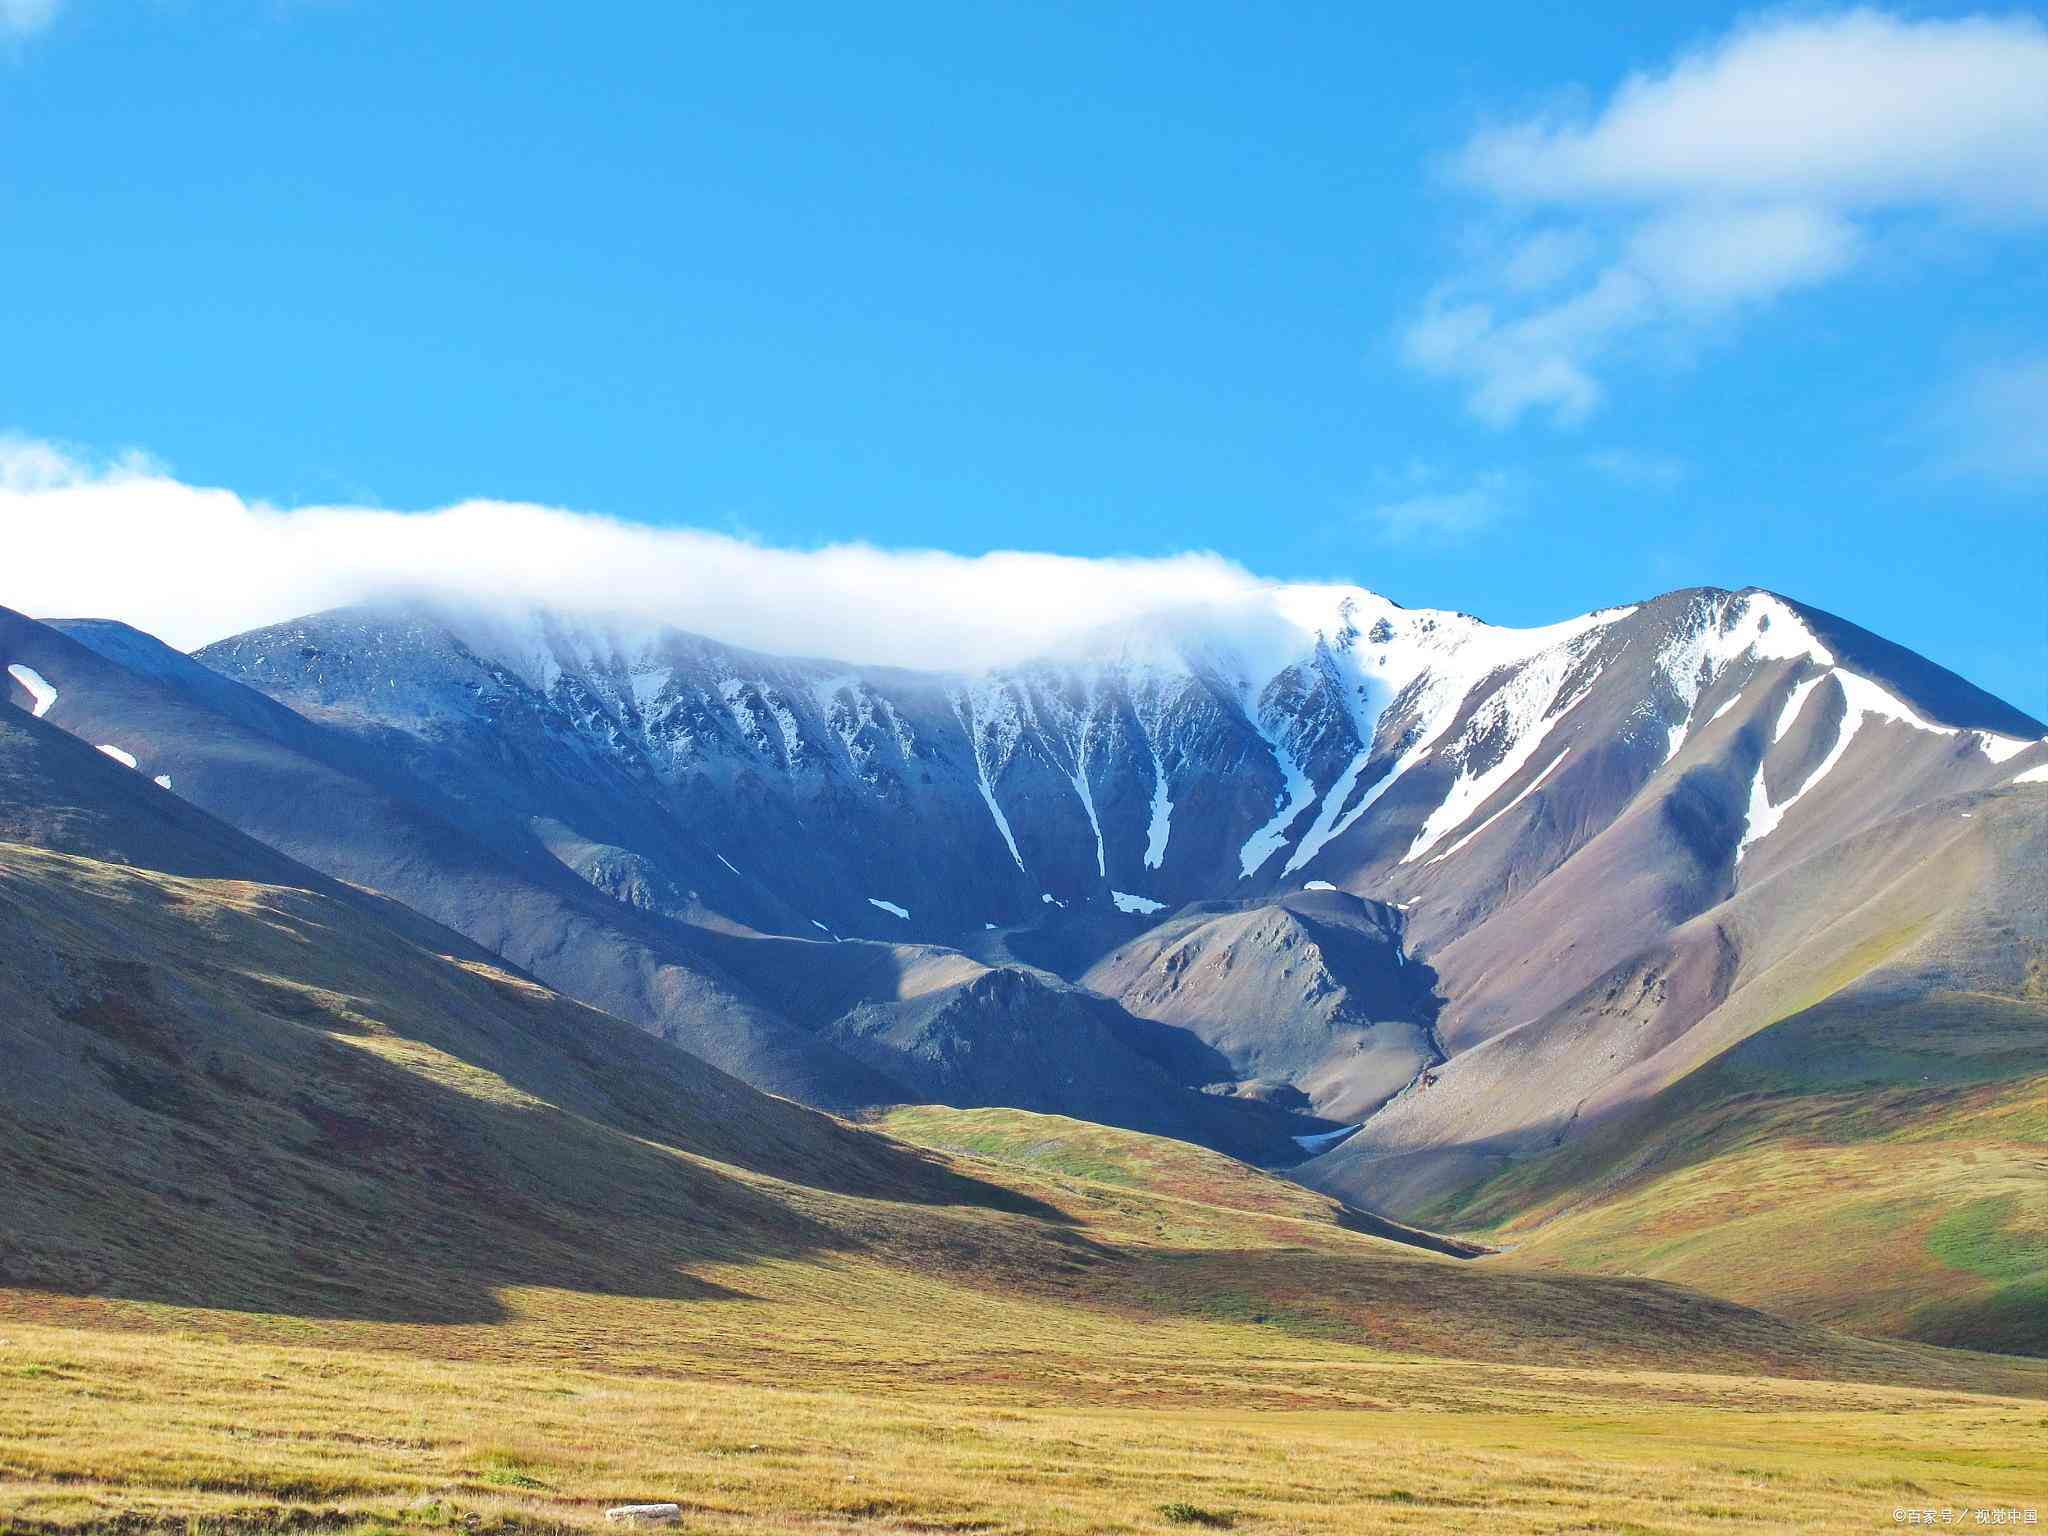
1280,592 -> 1633,878
1111,890 -> 1165,914
2015,763 -> 2048,786
6,663 -> 57,719
153,774 -> 173,790
96,744 -> 138,769
867,898 -> 910,920
1979,733 -> 2035,765
1302,879 -> 1337,891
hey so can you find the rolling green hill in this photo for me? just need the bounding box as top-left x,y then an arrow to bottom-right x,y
1416,986 -> 2048,1357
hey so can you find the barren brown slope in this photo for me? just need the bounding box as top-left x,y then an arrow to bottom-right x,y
1309,786 -> 2048,1357
1081,888 -> 1441,1124
1304,758 -> 2048,1217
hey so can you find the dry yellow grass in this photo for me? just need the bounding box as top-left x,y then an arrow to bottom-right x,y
5,825 -> 2047,1534
4,1304 -> 2047,1536
5,1126 -> 2047,1536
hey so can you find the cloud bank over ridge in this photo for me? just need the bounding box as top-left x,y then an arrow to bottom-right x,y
0,437 -> 1272,670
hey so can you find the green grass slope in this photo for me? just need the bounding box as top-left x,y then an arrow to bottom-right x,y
1418,987 -> 2048,1356
880,1103 -> 1488,1255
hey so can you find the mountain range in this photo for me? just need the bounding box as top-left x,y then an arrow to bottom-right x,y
6,582 -> 2045,1260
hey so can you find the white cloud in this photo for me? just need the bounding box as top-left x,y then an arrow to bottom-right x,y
1499,225 -> 1598,293
1623,203 -> 1860,309
0,438 -> 1273,667
1364,467 -> 1518,543
1458,10 -> 2048,216
1408,9 -> 2048,426
1,0 -> 58,36
1937,356 -> 2048,487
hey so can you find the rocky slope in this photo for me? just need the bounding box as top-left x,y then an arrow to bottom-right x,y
11,583 -> 2043,1199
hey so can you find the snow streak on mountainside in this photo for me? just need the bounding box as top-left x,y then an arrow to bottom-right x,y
187,585 -> 2041,950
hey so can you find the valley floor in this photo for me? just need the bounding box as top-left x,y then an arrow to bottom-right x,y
5,1113 -> 2046,1536
3,1302 -> 2045,1536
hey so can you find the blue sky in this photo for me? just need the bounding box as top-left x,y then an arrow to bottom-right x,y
2,2 -> 2044,711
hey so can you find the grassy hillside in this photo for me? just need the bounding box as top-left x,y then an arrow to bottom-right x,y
880,1103 -> 1489,1256
1417,987 -> 2048,1357
6,711 -> 2048,1532
4,845 -> 2047,1534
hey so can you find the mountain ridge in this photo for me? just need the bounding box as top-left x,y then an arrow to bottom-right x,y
11,580 -> 2044,1229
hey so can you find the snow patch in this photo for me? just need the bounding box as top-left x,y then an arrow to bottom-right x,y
1143,746 -> 1173,869
952,691 -> 1029,875
1302,879 -> 1337,892
96,744 -> 138,769
2014,763 -> 2048,785
1069,763 -> 1105,879
1426,749 -> 1570,866
715,853 -> 743,878
1651,592 -> 1832,755
6,664 -> 57,719
1979,733 -> 2037,765
1773,674 -> 1828,742
1710,693 -> 1743,722
627,664 -> 673,711
1291,1124 -> 1362,1155
867,898 -> 910,920
153,774 -> 173,790
1397,621 -> 1614,867
1278,592 -> 1623,878
1738,669 -> 1955,861
1283,745 -> 1373,875
1111,890 -> 1166,914
1237,725 -> 1316,879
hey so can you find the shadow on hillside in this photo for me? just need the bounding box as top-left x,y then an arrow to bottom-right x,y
1085,1244 -> 2031,1392
0,951 -> 1093,1326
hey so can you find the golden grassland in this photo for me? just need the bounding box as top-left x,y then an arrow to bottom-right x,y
6,1116 -> 2048,1536
5,837 -> 2048,1534
5,1313 -> 2048,1536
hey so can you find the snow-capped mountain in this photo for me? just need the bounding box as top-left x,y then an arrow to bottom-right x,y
188,585 -> 2040,935
10,584 -> 2045,1208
